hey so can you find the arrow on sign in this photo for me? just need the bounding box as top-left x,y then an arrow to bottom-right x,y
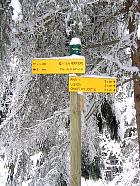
32,57 -> 85,74
69,76 -> 116,93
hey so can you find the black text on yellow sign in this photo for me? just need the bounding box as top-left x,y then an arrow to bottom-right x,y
32,57 -> 85,74
69,76 -> 116,93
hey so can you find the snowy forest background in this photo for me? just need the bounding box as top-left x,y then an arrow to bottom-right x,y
0,0 -> 140,185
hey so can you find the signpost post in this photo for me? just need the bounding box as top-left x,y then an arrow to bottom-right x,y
70,92 -> 81,186
69,38 -> 82,186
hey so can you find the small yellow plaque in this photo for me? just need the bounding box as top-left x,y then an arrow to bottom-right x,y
69,76 -> 116,93
32,57 -> 85,74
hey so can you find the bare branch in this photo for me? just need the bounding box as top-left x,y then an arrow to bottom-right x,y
84,39 -> 120,49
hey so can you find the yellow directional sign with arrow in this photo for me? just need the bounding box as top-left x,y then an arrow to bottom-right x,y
32,57 -> 85,74
69,76 -> 116,93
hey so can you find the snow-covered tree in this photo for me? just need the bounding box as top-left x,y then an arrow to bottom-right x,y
0,0 -> 13,59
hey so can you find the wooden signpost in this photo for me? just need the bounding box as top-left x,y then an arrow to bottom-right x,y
32,37 -> 117,186
70,92 -> 81,186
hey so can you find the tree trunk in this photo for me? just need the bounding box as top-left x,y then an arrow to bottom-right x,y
133,41 -> 140,156
127,0 -> 140,155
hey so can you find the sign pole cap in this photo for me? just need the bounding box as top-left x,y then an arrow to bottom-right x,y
69,38 -> 81,56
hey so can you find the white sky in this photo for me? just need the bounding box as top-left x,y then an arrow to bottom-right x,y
10,0 -> 21,20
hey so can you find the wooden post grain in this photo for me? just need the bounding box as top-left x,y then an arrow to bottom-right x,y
70,92 -> 81,186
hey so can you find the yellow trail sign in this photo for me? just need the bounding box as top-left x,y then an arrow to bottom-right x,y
69,76 -> 116,93
32,57 -> 85,74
